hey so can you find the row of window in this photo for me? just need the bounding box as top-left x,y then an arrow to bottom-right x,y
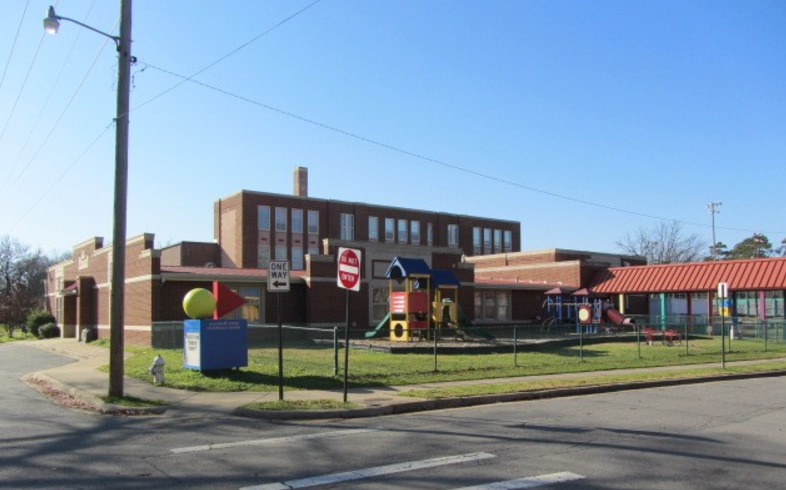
259,206 -> 511,255
472,227 -> 513,255
258,206 -> 319,234
258,244 -> 318,270
341,213 -> 461,247
223,285 -> 513,325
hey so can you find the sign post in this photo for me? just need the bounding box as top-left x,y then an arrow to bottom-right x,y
269,261 -> 290,400
337,248 -> 362,403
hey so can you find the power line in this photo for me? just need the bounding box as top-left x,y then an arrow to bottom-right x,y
5,123 -> 113,235
0,16 -> 116,196
3,1 -> 100,193
131,0 -> 324,114
142,62 -> 786,237
0,0 -> 30,102
0,23 -> 46,150
2,1 -> 321,234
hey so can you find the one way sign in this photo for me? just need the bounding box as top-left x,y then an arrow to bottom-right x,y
268,261 -> 290,292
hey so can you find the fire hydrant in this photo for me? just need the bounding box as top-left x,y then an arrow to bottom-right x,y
149,355 -> 165,385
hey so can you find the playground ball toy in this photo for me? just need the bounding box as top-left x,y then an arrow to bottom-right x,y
183,288 -> 216,319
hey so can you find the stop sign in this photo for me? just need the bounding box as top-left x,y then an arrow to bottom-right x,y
337,247 -> 362,291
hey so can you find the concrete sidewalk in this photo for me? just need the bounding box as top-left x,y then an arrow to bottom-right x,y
24,338 -> 786,420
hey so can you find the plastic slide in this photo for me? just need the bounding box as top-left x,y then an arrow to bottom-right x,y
604,307 -> 634,326
364,312 -> 391,339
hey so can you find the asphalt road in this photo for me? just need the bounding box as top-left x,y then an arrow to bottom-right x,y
2,342 -> 785,489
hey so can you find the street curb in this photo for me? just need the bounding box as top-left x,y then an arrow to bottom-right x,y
24,372 -> 168,416
234,368 -> 786,420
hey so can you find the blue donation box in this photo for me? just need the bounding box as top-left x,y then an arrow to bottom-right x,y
183,319 -> 248,371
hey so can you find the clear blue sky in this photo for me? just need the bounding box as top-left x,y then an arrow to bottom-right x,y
1,0 -> 784,257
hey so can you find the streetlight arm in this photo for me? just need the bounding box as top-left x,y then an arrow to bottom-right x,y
44,6 -> 120,47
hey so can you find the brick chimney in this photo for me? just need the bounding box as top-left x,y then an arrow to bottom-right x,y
294,166 -> 308,197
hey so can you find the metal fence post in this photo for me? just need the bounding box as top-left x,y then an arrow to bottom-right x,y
637,325 -> 641,359
684,323 -> 689,356
433,325 -> 438,372
513,325 -> 518,367
333,326 -> 339,376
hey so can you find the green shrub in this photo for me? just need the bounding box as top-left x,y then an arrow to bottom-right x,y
38,322 -> 60,339
27,310 -> 56,338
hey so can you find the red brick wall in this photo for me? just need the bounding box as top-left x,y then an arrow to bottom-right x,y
221,191 -> 521,271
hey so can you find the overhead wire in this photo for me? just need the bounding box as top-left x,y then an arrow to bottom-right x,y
3,0 -> 321,236
0,21 -> 116,196
5,123 -> 113,234
0,0 -> 31,103
140,62 -> 786,237
2,1 -> 99,194
131,0 -> 323,114
0,19 -> 47,150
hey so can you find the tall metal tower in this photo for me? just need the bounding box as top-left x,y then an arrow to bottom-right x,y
707,202 -> 722,260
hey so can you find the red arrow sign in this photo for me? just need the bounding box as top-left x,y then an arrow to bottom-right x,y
213,281 -> 246,319
337,247 -> 361,291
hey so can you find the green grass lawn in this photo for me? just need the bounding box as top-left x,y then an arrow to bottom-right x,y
121,337 -> 786,392
0,328 -> 32,343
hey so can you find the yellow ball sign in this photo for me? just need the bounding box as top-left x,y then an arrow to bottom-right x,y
183,288 -> 216,319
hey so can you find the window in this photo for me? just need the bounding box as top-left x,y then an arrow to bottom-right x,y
473,227 -> 482,255
411,221 -> 420,245
307,210 -> 319,234
503,230 -> 512,252
257,246 -> 270,269
484,293 -> 495,319
291,246 -> 304,270
483,228 -> 491,253
238,286 -> 261,323
474,291 -> 511,321
448,224 -> 459,247
258,206 -> 270,231
371,287 -> 389,322
497,291 -> 509,319
340,213 -> 354,240
398,219 -> 408,244
494,229 -> 502,253
427,223 -> 433,246
368,216 -> 379,242
292,209 -> 303,234
275,207 -> 287,232
385,218 -> 395,242
308,244 -> 319,257
275,246 -> 287,261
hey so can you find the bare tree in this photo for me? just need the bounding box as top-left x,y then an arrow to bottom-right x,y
0,236 -> 56,327
616,222 -> 706,265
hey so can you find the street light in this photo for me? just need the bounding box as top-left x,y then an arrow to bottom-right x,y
44,3 -> 133,398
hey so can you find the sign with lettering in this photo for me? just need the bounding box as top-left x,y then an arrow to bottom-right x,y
337,247 -> 361,291
268,261 -> 290,292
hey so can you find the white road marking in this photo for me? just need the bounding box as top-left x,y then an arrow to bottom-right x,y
239,452 -> 497,490
454,471 -> 586,489
171,428 -> 380,454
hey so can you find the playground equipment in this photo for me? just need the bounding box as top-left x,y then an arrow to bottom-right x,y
369,257 -> 466,342
539,287 -> 635,332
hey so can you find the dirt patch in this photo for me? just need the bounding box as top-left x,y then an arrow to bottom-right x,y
23,374 -> 99,413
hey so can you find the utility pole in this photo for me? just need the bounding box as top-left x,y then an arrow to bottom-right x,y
110,0 -> 133,398
707,202 -> 722,260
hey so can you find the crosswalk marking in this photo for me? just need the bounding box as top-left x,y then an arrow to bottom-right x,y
239,452 -> 497,490
454,471 -> 585,489
170,428 -> 380,454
